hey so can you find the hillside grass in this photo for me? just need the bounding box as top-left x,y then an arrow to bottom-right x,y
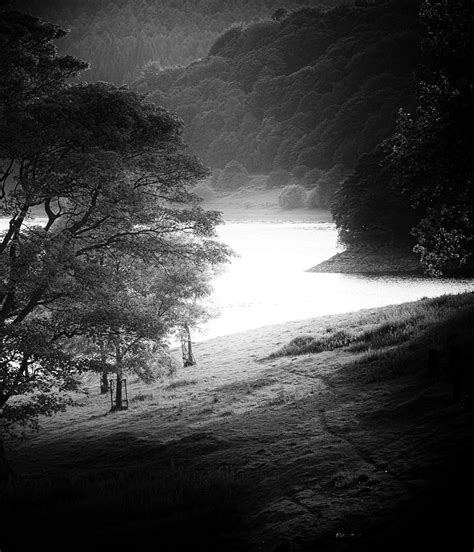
2,292 -> 474,551
265,294 -> 474,363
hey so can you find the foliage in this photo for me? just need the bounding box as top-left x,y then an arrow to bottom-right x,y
292,165 -> 310,180
278,184 -> 306,210
388,0 -> 474,274
335,0 -> 474,274
215,160 -> 250,190
265,169 -> 291,189
12,0 -> 339,85
332,146 -> 418,247
137,1 -> 421,174
0,11 -> 230,440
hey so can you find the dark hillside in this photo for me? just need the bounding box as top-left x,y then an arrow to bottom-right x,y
137,1 -> 421,175
11,0 -> 342,84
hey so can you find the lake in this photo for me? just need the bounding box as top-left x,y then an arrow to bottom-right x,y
2,218 -> 473,342
197,222 -> 474,341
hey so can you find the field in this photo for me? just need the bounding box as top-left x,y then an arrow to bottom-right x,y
2,293 -> 474,551
193,177 -> 332,223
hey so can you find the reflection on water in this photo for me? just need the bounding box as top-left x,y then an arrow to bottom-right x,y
2,218 -> 472,342
198,222 -> 474,341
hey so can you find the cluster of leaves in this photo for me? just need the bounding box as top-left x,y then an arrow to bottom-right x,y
278,184 -> 306,210
136,0 -> 421,175
11,0 -> 340,85
0,11 -> 230,442
333,0 -> 474,274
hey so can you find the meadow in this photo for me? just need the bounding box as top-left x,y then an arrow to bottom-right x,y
2,293 -> 474,551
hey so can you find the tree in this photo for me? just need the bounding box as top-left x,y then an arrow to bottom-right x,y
389,0 -> 474,274
332,146 -> 418,247
278,184 -> 306,209
0,11 -> 230,476
69,251 -> 215,410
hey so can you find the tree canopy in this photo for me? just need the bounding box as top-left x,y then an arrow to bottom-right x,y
11,0 -> 342,84
333,0 -> 474,274
0,11 -> 230,447
136,1 -> 421,175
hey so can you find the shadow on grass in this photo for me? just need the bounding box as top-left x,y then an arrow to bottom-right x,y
1,459 -> 246,552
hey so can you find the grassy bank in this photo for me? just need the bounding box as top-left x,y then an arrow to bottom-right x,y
195,177 -> 332,223
2,293 -> 474,551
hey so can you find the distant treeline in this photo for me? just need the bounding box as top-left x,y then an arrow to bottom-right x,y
12,0 -> 342,84
136,0 -> 421,177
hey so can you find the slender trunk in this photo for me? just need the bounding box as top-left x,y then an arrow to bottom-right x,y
100,370 -> 109,394
115,371 -> 122,410
114,340 -> 123,410
99,341 -> 109,394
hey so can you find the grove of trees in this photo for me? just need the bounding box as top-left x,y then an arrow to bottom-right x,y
11,0 -> 342,84
0,10 -> 230,477
333,0 -> 474,275
136,0 -> 421,179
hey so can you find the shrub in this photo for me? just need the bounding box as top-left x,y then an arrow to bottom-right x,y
301,168 -> 323,189
278,184 -> 306,209
305,186 -> 323,209
265,169 -> 291,189
292,165 -> 310,180
217,160 -> 250,190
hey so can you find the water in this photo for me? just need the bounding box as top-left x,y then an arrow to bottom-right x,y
197,222 -> 474,341
2,218 -> 473,341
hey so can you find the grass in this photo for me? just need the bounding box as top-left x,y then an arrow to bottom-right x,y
129,392 -> 154,404
2,461 -> 244,551
166,378 -> 198,390
265,294 -> 474,365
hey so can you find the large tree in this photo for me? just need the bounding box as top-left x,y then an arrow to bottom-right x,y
0,11 -> 230,477
389,0 -> 474,274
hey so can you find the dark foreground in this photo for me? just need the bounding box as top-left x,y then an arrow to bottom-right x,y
2,294 -> 474,551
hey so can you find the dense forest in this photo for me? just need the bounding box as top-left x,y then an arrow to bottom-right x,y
333,0 -> 474,274
11,0 -> 342,84
136,0 -> 421,179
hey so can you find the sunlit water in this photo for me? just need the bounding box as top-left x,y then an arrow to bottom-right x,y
2,218 -> 473,342
196,222 -> 474,341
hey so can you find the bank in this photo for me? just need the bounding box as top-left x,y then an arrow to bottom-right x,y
3,293 -> 474,551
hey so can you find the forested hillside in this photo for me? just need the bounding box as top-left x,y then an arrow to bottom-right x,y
136,1 -> 421,178
11,0 -> 342,84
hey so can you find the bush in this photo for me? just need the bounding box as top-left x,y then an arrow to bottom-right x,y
217,160 -> 250,190
265,169 -> 291,189
301,168 -> 323,189
305,186 -> 323,209
278,184 -> 306,209
292,165 -> 310,180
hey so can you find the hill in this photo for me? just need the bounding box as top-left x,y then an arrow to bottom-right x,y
3,293 -> 474,550
11,0 -> 343,84
136,0 -> 421,180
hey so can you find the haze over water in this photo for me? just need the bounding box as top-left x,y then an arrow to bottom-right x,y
198,222 -> 474,341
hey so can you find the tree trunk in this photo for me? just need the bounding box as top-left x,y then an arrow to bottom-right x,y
99,340 -> 109,394
115,371 -> 122,410
100,370 -> 109,394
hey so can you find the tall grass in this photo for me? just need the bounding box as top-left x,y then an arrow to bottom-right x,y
265,293 -> 474,360
2,461 -> 244,550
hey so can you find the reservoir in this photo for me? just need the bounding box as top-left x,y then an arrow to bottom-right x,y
198,222 -> 474,340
